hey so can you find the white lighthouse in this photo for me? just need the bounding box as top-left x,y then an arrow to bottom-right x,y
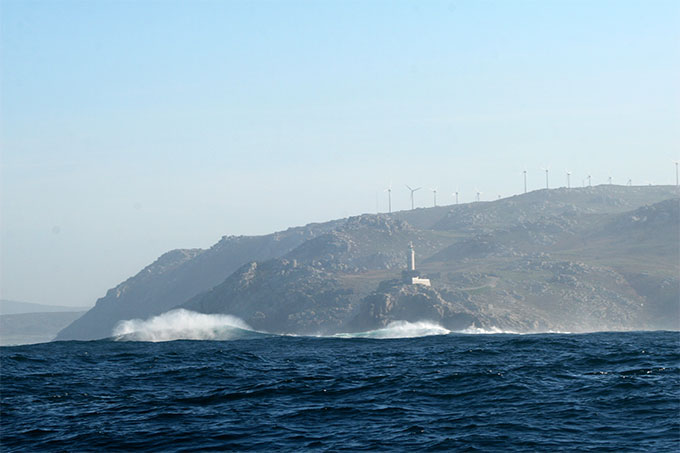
407,242 -> 416,271
402,242 -> 431,286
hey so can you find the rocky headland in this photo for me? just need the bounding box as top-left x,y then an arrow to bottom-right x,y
56,185 -> 679,340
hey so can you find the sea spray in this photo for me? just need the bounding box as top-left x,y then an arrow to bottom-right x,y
334,321 -> 450,339
112,309 -> 255,342
112,311 -> 566,343
456,325 -> 520,335
455,325 -> 573,335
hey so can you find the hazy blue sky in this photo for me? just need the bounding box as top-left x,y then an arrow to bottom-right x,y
1,0 -> 679,307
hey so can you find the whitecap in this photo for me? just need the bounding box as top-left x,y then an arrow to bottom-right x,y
455,325 -> 520,335
334,321 -> 450,339
112,309 -> 257,342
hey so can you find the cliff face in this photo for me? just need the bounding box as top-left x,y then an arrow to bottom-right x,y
55,222 -> 340,340
58,186 -> 680,340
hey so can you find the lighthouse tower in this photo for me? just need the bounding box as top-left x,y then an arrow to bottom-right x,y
407,242 -> 416,271
402,242 -> 431,286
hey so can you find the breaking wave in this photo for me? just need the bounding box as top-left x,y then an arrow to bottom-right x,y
454,325 -> 573,335
111,310 -> 562,343
334,321 -> 450,339
455,325 -> 520,334
112,309 -> 261,342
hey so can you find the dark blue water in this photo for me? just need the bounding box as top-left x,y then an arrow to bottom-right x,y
2,331 -> 679,451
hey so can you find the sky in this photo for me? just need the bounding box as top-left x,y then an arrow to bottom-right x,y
1,0 -> 679,308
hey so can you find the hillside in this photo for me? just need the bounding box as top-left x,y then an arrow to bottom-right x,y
57,185 -> 679,340
55,221 -> 340,340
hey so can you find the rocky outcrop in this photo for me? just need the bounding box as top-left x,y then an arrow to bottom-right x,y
182,259 -> 355,335
349,283 -> 478,332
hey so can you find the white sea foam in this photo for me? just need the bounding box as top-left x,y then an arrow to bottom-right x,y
334,321 -> 450,339
112,309 -> 255,342
455,325 -> 520,335
454,325 -> 572,335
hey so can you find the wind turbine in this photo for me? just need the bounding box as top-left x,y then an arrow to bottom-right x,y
587,175 -> 592,187
406,185 -> 421,210
523,169 -> 528,194
627,178 -> 632,186
542,167 -> 549,189
608,176 -> 612,185
384,183 -> 392,213
566,170 -> 571,189
452,190 -> 459,205
430,188 -> 437,207
674,161 -> 679,187
475,188 -> 482,202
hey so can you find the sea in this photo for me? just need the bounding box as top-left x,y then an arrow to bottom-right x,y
1,319 -> 679,451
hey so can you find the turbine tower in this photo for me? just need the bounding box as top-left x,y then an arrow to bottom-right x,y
384,184 -> 392,214
566,170 -> 571,189
608,176 -> 612,185
430,188 -> 437,207
542,168 -> 549,189
453,190 -> 459,205
675,161 -> 679,187
406,185 -> 421,210
587,175 -> 592,187
475,188 -> 482,202
523,169 -> 527,194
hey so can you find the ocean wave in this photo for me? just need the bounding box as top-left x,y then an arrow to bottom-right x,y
334,321 -> 450,339
455,325 -> 520,335
112,309 -> 259,342
111,310 -> 572,343
3,331 -> 677,451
